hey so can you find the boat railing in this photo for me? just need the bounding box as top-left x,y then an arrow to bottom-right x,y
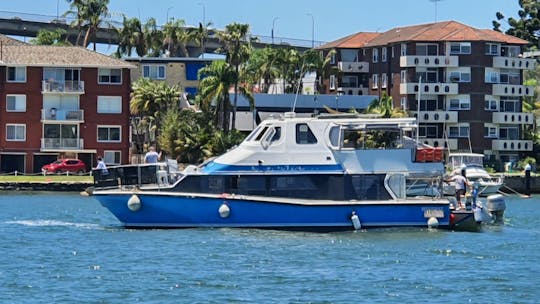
92,162 -> 178,189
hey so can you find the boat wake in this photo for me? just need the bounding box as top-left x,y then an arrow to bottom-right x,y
5,219 -> 100,229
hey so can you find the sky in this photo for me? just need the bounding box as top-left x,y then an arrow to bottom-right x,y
0,0 -> 523,48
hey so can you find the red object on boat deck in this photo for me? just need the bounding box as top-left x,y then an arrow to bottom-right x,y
416,147 -> 444,162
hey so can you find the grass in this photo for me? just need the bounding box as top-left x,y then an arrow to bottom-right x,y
0,174 -> 93,183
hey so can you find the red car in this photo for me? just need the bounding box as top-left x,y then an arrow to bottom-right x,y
42,159 -> 87,174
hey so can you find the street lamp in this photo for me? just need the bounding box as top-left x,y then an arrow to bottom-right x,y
272,17 -> 279,44
307,13 -> 314,48
166,6 -> 173,23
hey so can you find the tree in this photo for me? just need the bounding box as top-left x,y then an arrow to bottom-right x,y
493,0 -> 540,49
29,29 -> 70,46
191,21 -> 214,58
130,78 -> 182,149
366,93 -> 407,118
218,23 -> 252,130
143,18 -> 163,57
65,0 -> 112,50
162,18 -> 191,57
116,15 -> 145,57
303,48 -> 337,93
198,60 -> 236,131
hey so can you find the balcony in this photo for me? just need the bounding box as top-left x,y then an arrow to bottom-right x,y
42,80 -> 85,94
42,109 -> 84,122
418,138 -> 457,150
492,139 -> 533,151
41,138 -> 84,150
417,111 -> 458,123
493,57 -> 536,70
337,86 -> 369,95
400,55 -> 458,68
400,82 -> 458,95
337,61 -> 369,73
492,112 -> 534,125
492,84 -> 534,97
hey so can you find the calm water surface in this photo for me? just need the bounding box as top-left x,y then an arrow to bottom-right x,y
0,192 -> 539,303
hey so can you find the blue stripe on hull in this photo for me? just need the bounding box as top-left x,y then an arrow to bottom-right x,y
201,161 -> 344,174
94,194 -> 450,229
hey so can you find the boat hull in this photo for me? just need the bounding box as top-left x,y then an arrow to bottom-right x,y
94,191 -> 454,230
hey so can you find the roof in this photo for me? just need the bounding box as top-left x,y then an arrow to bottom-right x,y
318,32 -> 380,49
0,35 -> 27,46
0,44 -> 135,68
365,21 -> 530,47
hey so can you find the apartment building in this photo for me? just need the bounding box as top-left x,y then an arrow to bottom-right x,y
125,57 -> 219,100
0,39 -> 134,173
319,21 -> 535,165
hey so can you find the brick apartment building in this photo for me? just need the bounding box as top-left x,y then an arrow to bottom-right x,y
318,21 -> 536,165
0,35 -> 134,173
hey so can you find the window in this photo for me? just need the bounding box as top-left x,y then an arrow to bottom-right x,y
419,125 -> 438,138
400,70 -> 407,83
7,67 -> 26,82
400,43 -> 407,56
341,76 -> 358,88
329,75 -> 336,90
296,123 -> 317,144
448,124 -> 470,138
485,43 -> 499,55
104,150 -> 121,164
330,52 -> 336,64
97,96 -> 122,113
484,96 -> 498,111
372,48 -> 379,63
500,97 -> 520,112
485,68 -> 499,83
501,45 -> 521,57
98,68 -> 122,84
381,73 -> 387,88
97,126 -> 121,142
449,42 -> 471,54
400,97 -> 408,110
499,69 -> 520,85
484,125 -> 498,138
340,49 -> 358,62
448,71 -> 471,83
6,95 -> 26,112
6,124 -> 25,141
416,43 -> 438,55
372,74 -> 379,89
448,96 -> 470,110
416,67 -> 438,83
381,48 -> 387,62
499,126 -> 519,140
143,65 -> 166,80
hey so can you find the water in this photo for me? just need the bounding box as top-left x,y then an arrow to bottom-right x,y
1,192 -> 539,303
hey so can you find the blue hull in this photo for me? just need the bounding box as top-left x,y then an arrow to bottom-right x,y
93,192 -> 451,230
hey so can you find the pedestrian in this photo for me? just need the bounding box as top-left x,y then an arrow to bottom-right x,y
524,162 -> 532,197
94,156 -> 108,175
144,146 -> 162,163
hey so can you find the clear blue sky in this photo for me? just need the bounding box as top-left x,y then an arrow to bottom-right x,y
1,0 -> 522,44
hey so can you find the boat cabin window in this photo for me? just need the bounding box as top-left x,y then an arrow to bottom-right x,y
254,126 -> 269,141
261,126 -> 281,149
245,125 -> 263,141
296,123 -> 317,144
341,128 -> 401,149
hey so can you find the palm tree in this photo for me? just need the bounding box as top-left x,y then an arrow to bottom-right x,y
198,60 -> 236,131
30,29 -> 70,46
64,0 -> 86,46
244,47 -> 281,93
217,23 -> 252,130
366,93 -> 407,118
116,15 -> 145,57
191,21 -> 214,58
143,18 -> 163,57
303,48 -> 337,93
162,18 -> 189,56
82,0 -> 111,50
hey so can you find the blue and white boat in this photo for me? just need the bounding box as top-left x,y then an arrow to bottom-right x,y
91,113 -> 499,231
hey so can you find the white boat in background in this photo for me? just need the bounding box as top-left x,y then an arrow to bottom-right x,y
443,153 -> 504,196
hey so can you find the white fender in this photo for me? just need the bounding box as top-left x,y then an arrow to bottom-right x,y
218,203 -> 230,218
127,194 -> 141,212
427,217 -> 439,228
351,212 -> 361,230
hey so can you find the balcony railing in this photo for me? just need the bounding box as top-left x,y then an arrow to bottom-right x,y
41,109 -> 84,121
400,82 -> 458,95
416,111 -> 458,123
492,84 -> 534,97
337,86 -> 369,95
337,61 -> 369,73
492,112 -> 534,125
493,57 -> 536,70
42,80 -> 85,94
418,138 -> 457,150
400,55 -> 458,68
41,138 -> 84,150
492,139 -> 533,151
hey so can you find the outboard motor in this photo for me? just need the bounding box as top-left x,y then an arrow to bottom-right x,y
486,194 -> 506,224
